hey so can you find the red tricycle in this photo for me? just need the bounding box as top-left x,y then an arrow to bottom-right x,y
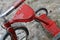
0,0 -> 59,40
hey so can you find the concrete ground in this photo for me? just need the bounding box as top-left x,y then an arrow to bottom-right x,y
0,0 -> 60,40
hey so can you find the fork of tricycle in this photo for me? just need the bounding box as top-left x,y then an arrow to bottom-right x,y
3,22 -> 17,40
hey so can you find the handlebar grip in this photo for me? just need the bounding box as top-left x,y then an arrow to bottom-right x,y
13,0 -> 25,8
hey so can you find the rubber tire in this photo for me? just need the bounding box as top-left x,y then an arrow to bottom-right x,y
35,8 -> 48,15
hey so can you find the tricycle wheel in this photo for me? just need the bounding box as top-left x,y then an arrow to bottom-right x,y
3,26 -> 29,40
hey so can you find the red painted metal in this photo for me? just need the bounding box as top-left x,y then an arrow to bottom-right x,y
9,4 -> 35,24
4,22 -> 17,40
36,14 -> 60,37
